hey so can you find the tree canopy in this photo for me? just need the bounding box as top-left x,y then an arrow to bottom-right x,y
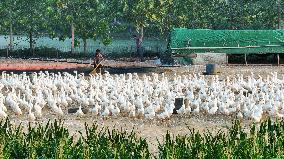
0,0 -> 283,52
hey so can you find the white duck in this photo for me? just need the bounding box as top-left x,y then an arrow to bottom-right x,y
75,105 -> 84,117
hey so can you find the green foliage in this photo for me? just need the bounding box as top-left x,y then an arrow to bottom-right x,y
0,119 -> 284,158
85,123 -> 151,158
0,119 -> 151,159
46,0 -> 115,46
158,119 -> 284,159
0,0 -> 16,33
0,0 -> 284,56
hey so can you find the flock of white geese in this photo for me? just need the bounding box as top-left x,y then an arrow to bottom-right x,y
0,70 -> 283,122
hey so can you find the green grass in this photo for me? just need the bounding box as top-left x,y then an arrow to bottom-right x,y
0,119 -> 284,158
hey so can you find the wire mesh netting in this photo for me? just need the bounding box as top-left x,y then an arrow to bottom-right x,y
164,28 -> 284,65
170,28 -> 284,54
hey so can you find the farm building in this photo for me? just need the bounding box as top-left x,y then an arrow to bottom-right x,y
163,28 -> 284,65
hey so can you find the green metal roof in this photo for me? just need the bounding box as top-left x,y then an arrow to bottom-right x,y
170,28 -> 284,54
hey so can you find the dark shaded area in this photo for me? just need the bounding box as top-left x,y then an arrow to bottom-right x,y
228,54 -> 282,64
0,47 -> 90,59
106,67 -> 157,74
173,98 -> 183,114
0,47 -> 161,61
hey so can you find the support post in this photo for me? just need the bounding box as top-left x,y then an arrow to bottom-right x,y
245,54 -> 247,65
226,54 -> 228,65
277,54 -> 280,66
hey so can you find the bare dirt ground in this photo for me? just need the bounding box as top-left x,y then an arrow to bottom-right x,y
2,59 -> 284,154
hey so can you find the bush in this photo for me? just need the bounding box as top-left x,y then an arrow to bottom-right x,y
0,47 -> 94,59
0,46 -> 162,60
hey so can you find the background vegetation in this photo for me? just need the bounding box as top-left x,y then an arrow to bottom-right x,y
0,0 -> 283,57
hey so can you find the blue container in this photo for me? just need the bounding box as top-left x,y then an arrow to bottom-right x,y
206,64 -> 217,75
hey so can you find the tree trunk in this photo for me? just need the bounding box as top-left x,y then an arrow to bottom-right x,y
71,23 -> 75,54
29,31 -> 34,56
140,26 -> 144,46
138,26 -> 144,61
83,39 -> 87,54
9,24 -> 13,52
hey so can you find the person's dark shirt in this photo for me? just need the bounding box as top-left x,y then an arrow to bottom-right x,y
94,52 -> 104,65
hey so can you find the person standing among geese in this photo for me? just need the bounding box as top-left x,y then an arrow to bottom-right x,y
93,49 -> 105,74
